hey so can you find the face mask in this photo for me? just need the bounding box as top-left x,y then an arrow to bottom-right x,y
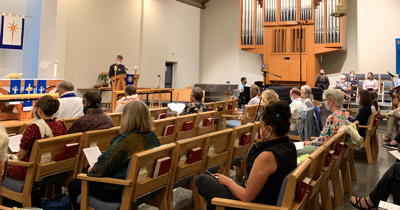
320,73 -> 324,75
324,101 -> 330,111
116,61 -> 121,65
83,106 -> 91,115
350,74 -> 355,78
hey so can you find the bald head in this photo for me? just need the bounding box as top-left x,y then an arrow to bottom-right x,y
56,81 -> 74,96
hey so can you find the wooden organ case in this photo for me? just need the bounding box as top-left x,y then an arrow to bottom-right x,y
240,0 -> 346,86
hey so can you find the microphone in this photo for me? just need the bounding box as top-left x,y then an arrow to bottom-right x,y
157,75 -> 161,89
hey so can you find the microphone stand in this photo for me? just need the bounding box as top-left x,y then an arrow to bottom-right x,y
157,75 -> 161,89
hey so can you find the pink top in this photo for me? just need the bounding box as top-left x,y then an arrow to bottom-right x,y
363,79 -> 378,90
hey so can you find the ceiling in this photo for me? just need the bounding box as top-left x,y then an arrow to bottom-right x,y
176,0 -> 210,9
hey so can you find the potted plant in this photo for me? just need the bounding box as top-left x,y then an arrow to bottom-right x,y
97,72 -> 109,87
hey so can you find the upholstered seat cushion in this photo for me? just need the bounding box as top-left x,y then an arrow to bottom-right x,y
78,196 -> 120,210
2,176 -> 24,193
226,120 -> 241,128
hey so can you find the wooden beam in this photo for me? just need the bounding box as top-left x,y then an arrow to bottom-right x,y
176,0 -> 206,9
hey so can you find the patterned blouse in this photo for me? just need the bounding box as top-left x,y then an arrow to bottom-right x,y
313,110 -> 350,145
335,81 -> 351,92
114,95 -> 141,113
180,102 -> 208,115
7,120 -> 67,180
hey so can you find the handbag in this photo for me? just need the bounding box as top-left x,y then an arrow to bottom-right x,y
40,194 -> 70,210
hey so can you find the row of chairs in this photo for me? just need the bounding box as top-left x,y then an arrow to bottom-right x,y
213,129 -> 357,210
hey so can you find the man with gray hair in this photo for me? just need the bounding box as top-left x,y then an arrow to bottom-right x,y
289,87 -> 307,133
54,81 -> 84,119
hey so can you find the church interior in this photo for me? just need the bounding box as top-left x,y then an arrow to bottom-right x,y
0,0 -> 400,209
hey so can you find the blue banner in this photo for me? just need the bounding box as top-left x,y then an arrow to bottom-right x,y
36,80 -> 47,94
9,80 -> 21,94
126,74 -> 135,85
396,38 -> 400,75
23,80 -> 34,111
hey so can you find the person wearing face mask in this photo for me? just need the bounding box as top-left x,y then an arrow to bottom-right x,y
67,91 -> 113,134
347,71 -> 359,97
195,101 -> 297,209
108,55 -> 127,79
7,95 -> 67,180
299,89 -> 350,155
335,74 -> 351,100
363,72 -> 379,91
315,69 -> 330,90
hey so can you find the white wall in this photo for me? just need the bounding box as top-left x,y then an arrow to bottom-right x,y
199,0 -> 263,85
0,0 -> 42,78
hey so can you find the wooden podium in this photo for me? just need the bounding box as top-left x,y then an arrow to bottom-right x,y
111,74 -> 140,111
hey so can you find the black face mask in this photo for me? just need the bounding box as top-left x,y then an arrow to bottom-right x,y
320,73 -> 324,76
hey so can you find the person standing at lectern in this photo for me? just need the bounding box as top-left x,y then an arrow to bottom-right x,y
108,55 -> 127,79
315,69 -> 330,90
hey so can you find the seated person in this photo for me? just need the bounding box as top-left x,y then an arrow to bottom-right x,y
299,89 -> 350,155
180,87 -> 208,115
380,87 -> 400,149
289,88 -> 307,133
348,71 -> 359,97
7,95 -> 67,180
335,75 -> 351,99
345,90 -> 372,137
370,91 -> 379,112
54,81 -> 84,119
114,85 -> 141,113
248,84 -> 261,105
68,91 -> 114,134
315,69 -> 330,90
195,101 -> 297,209
0,126 -> 9,180
363,72 -> 379,91
256,89 -> 280,121
301,85 -> 314,107
68,101 -> 160,210
349,162 -> 400,208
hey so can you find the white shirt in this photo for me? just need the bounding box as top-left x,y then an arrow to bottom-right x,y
289,97 -> 307,131
55,91 -> 84,119
248,96 -> 261,105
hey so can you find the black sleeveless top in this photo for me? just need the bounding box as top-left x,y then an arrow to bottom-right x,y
244,136 -> 297,205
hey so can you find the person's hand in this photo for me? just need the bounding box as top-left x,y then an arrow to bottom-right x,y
214,173 -> 233,185
304,141 -> 312,146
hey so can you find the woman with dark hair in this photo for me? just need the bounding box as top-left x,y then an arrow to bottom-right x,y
68,91 -> 113,133
195,101 -> 297,209
114,85 -> 141,113
7,95 -> 67,179
345,89 -> 373,137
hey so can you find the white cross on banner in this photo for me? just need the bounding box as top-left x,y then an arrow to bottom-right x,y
1,15 -> 24,49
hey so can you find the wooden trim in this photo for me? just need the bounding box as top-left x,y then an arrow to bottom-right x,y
7,160 -> 34,167
77,174 -> 132,186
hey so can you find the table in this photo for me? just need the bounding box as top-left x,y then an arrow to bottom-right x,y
112,88 -> 174,110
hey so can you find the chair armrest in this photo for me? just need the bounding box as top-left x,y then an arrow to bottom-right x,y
77,173 -> 132,186
288,135 -> 301,142
8,160 -> 34,167
221,114 -> 240,120
211,198 -> 287,210
358,125 -> 369,128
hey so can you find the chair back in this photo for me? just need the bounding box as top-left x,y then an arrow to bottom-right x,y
29,133 -> 83,182
204,102 -> 216,112
204,129 -> 234,175
242,104 -> 259,124
306,146 -> 329,198
61,117 -> 78,130
149,107 -> 169,120
196,111 -> 216,136
154,117 -> 177,144
232,124 -> 255,160
253,121 -> 262,141
77,127 -> 120,173
4,123 -> 27,135
172,135 -> 209,183
225,99 -> 237,115
127,143 -> 176,202
279,158 -> 312,210
214,101 -> 226,117
175,114 -> 198,140
107,112 -> 122,126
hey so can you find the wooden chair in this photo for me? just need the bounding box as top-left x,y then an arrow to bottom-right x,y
107,112 -> 122,126
204,102 -> 216,112
168,135 -> 209,210
61,117 -> 78,130
0,133 -> 83,207
4,123 -> 27,135
357,111 -> 380,164
175,113 -> 198,141
212,158 -> 312,210
76,127 -> 120,174
149,107 -> 169,120
321,130 -> 347,206
154,117 -> 177,144
221,104 -> 259,129
231,123 -> 255,178
305,145 -> 332,210
196,111 -> 217,136
78,143 -> 176,210
225,99 -> 238,115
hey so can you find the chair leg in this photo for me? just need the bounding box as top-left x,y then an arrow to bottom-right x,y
192,180 -> 205,210
340,159 -> 352,193
331,169 -> 344,206
320,179 -> 333,210
22,196 -> 32,208
365,143 -> 373,164
348,149 -> 357,181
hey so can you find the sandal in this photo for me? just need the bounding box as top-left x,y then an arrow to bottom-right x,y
349,196 -> 376,210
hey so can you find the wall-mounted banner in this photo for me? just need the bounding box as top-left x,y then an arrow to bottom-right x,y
0,15 -> 25,49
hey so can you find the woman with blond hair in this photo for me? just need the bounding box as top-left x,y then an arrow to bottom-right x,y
256,89 -> 280,121
68,100 -> 160,210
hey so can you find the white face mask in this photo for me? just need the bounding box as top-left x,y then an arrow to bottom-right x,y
324,101 -> 330,111
116,60 -> 121,65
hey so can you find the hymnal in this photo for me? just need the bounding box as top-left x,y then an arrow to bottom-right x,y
217,106 -> 224,112
56,143 -> 79,161
163,125 -> 175,136
8,134 -> 22,153
158,113 -> 167,120
182,121 -> 194,131
239,132 -> 252,146
324,150 -> 335,167
83,146 -> 101,168
202,118 -> 213,127
295,177 -> 311,203
153,157 -> 172,178
334,142 -> 345,155
186,147 -> 202,164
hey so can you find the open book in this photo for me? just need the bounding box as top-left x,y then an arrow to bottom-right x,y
8,134 -> 23,153
83,146 -> 102,168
